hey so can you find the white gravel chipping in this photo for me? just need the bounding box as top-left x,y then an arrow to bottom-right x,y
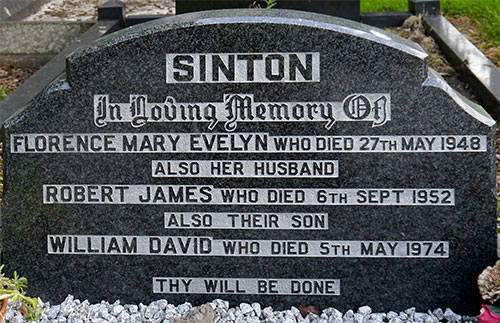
1,295 -> 478,323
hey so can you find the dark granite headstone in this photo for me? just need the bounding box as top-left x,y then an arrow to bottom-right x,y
2,9 -> 496,314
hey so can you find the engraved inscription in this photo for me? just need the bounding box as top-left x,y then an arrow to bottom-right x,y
11,134 -> 487,153
42,185 -> 455,205
47,236 -> 449,258
163,212 -> 328,229
166,52 -> 320,83
152,160 -> 338,178
92,93 -> 390,130
152,277 -> 340,295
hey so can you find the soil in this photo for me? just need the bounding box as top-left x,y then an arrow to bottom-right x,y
0,66 -> 34,92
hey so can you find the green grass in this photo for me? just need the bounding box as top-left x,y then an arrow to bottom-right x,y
442,0 -> 500,47
361,0 -> 407,12
361,0 -> 500,47
0,87 -> 8,101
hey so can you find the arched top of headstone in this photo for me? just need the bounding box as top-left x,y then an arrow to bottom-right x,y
62,9 -> 493,127
69,9 -> 427,64
66,9 -> 429,88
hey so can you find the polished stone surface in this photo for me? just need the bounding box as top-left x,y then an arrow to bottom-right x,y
2,9 -> 496,314
361,11 -> 411,28
409,0 -> 440,15
424,15 -> 500,118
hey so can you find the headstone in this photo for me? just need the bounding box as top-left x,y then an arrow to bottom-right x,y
176,0 -> 361,21
2,9 -> 496,314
